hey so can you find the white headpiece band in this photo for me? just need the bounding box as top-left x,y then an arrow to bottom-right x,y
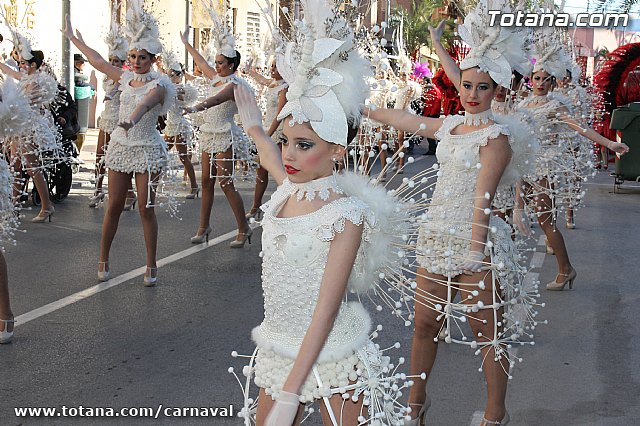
122,0 -> 163,55
458,0 -> 531,87
276,0 -> 371,147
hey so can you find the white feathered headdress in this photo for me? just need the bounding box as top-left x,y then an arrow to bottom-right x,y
162,48 -> 182,73
0,8 -> 34,60
531,26 -> 571,80
458,0 -> 531,87
200,0 -> 236,58
122,0 -> 162,55
105,3 -> 128,61
276,0 -> 372,147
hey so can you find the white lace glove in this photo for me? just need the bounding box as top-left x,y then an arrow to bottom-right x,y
233,84 -> 263,132
264,390 -> 300,426
512,208 -> 532,237
457,250 -> 486,275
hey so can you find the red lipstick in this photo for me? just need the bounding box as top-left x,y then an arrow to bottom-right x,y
285,165 -> 300,175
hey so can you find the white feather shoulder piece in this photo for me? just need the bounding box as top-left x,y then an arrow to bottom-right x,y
0,78 -> 31,138
335,172 -> 409,295
493,111 -> 540,183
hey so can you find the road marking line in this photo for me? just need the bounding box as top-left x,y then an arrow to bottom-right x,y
470,410 -> 485,426
48,224 -> 92,234
530,252 -> 546,269
15,228 -> 243,327
538,234 -> 546,246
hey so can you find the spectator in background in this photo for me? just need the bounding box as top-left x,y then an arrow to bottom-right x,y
421,77 -> 442,155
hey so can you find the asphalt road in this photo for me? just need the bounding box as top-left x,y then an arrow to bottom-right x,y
0,132 -> 638,425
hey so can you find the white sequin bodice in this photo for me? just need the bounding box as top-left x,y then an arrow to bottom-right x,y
109,71 -> 175,147
263,81 -> 287,130
166,83 -> 198,131
427,115 -> 509,231
101,79 -> 121,119
200,77 -> 238,134
519,97 -> 563,149
252,177 -> 373,362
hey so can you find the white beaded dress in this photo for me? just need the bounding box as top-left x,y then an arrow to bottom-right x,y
97,78 -> 120,134
164,82 -> 198,145
104,71 -> 175,174
198,74 -> 245,154
16,72 -> 60,155
262,80 -> 287,144
236,172 -> 411,424
414,114 -> 538,357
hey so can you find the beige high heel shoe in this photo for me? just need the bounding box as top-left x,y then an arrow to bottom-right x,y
143,266 -> 157,287
480,411 -> 510,425
230,228 -> 253,248
32,207 -> 54,223
191,226 -> 212,244
546,268 -> 577,291
123,195 -> 137,211
0,317 -> 15,344
185,188 -> 200,199
405,395 -> 431,426
98,261 -> 110,282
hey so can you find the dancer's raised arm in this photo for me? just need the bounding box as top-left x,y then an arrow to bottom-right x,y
62,14 -> 122,82
0,62 -> 21,80
180,27 -> 217,79
429,20 -> 460,91
234,84 -> 285,184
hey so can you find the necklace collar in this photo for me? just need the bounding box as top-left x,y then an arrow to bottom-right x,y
492,99 -> 509,113
131,71 -> 157,82
463,109 -> 494,126
214,74 -> 235,84
290,174 -> 343,202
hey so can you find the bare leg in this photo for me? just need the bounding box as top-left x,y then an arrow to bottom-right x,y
397,130 -> 406,169
174,136 -> 198,190
95,130 -> 109,193
318,389 -> 365,425
135,172 -> 159,269
215,148 -> 249,237
197,151 -> 215,232
408,269 -> 455,420
22,151 -> 53,214
249,165 -> 269,215
529,179 -> 573,279
0,252 -> 13,334
99,170 -> 131,265
459,266 -> 508,422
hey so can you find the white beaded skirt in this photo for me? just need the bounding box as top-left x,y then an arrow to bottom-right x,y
104,139 -> 168,174
253,348 -> 365,402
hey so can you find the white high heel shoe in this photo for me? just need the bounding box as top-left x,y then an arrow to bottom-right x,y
0,318 -> 15,344
98,261 -> 110,282
143,266 -> 157,287
405,395 -> 431,425
480,412 -> 510,425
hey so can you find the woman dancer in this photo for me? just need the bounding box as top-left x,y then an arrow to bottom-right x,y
0,78 -> 31,343
91,18 -> 131,208
244,60 -> 288,220
367,3 -> 540,424
0,36 -> 58,223
230,1 -> 414,424
520,32 -> 628,291
179,10 -> 251,247
63,1 -> 175,286
162,53 -> 199,198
